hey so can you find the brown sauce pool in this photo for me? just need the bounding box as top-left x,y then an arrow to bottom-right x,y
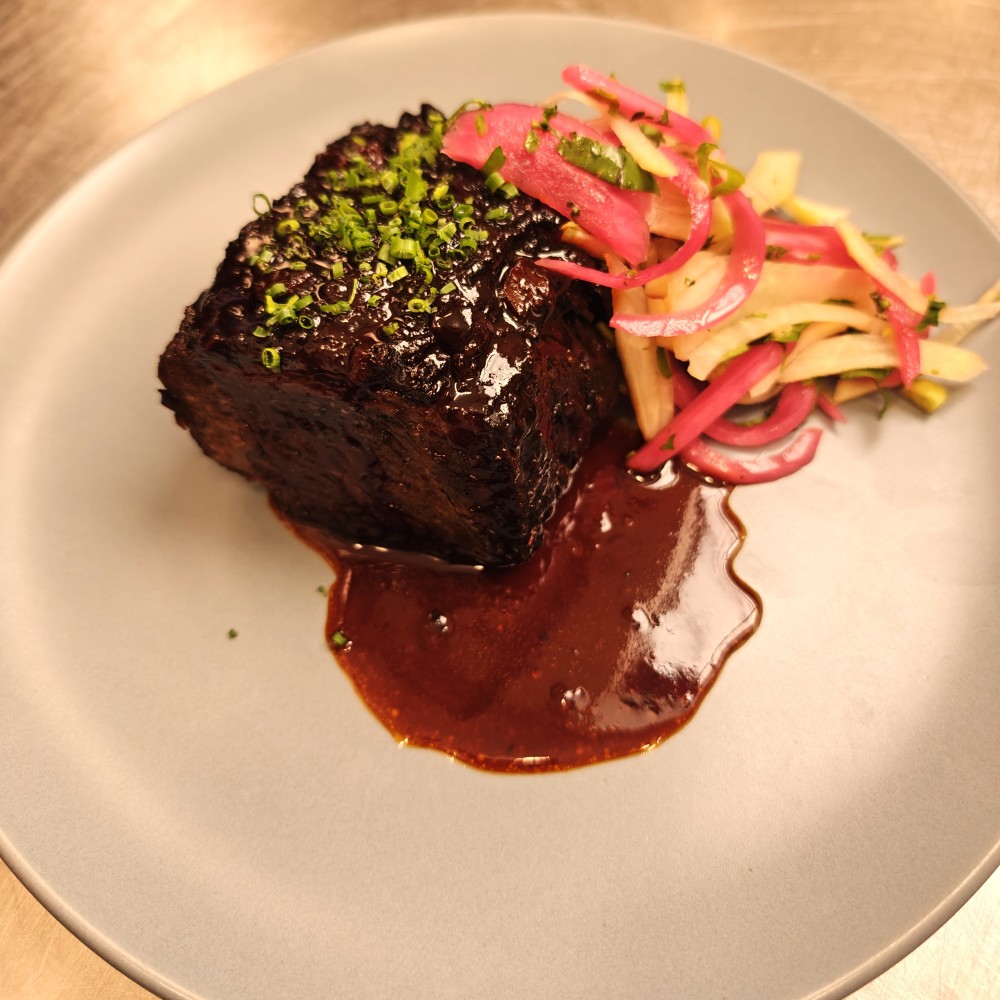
290,424 -> 761,772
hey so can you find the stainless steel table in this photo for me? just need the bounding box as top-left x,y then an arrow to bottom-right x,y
1,1 -> 997,997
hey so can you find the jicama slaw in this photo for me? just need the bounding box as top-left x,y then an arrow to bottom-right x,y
442,65 -> 1000,484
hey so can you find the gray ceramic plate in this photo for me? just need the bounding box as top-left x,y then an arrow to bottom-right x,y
1,14 -> 998,1000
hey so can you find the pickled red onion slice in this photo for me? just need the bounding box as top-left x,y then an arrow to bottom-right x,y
885,302 -> 923,387
760,218 -> 927,386
561,65 -> 715,148
612,190 -> 767,338
626,147 -> 712,281
537,147 -> 712,288
704,381 -> 818,447
816,393 -> 848,423
442,103 -> 651,265
680,428 -> 823,484
628,341 -> 784,471
761,219 -> 856,268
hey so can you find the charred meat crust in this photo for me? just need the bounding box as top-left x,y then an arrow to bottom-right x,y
159,107 -> 619,566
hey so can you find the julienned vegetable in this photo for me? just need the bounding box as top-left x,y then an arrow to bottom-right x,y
442,66 -> 1000,484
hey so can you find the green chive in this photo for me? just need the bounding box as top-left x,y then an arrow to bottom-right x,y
391,237 -> 419,259
918,296 -> 946,330
658,78 -> 686,95
482,146 -> 507,175
638,123 -> 664,145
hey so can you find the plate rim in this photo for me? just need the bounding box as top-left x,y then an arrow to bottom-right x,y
1,11 -> 997,1000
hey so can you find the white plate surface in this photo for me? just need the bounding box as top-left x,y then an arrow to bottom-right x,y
1,14 -> 998,1000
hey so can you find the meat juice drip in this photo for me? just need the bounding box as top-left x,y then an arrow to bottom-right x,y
292,425 -> 762,772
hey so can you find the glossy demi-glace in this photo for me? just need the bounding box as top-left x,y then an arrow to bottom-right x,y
294,424 -> 761,772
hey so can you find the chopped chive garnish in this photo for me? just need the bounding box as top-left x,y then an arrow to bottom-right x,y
638,123 -> 664,145
320,301 -> 351,315
391,237 -> 419,259
261,347 -> 281,370
556,132 -> 658,191
252,193 -> 272,216
918,296 -> 946,330
248,111 -> 503,333
481,146 -> 507,176
695,143 -> 745,196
